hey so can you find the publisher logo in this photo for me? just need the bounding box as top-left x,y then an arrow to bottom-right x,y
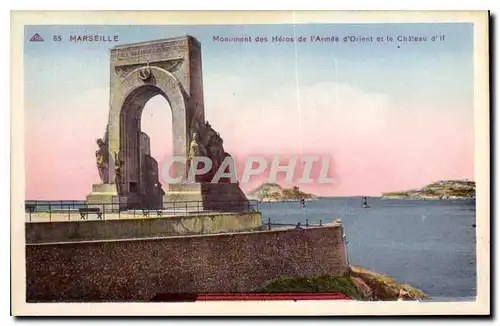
29,33 -> 44,42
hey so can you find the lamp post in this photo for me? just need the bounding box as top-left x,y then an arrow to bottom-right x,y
343,232 -> 350,268
154,183 -> 160,210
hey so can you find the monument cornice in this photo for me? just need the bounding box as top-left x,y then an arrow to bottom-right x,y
110,37 -> 195,66
114,58 -> 185,78
110,35 -> 198,50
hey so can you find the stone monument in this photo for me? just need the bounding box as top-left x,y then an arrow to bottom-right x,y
86,36 -> 249,211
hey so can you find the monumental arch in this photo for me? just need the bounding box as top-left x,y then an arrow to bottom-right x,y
87,36 -> 249,210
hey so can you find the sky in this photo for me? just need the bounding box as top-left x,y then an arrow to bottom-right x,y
24,23 -> 475,199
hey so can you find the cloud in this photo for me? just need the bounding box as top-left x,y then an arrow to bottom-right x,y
202,76 -> 392,154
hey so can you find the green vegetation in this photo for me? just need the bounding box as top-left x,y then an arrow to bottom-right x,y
252,266 -> 428,301
246,183 -> 317,202
382,179 -> 475,200
282,186 -> 314,201
383,192 -> 409,197
252,275 -> 363,300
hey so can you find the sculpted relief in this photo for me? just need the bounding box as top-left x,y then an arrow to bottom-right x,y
114,58 -> 185,79
187,119 -> 232,183
95,126 -> 126,192
96,118 -> 233,186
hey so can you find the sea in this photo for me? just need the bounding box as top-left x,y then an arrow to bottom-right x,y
258,197 -> 477,301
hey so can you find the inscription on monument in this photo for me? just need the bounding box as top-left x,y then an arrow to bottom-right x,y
111,40 -> 188,61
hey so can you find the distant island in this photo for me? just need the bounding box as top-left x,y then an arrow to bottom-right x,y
382,179 -> 476,200
246,183 -> 318,202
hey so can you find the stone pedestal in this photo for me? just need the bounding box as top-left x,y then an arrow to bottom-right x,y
86,182 -> 252,212
86,183 -> 128,211
164,182 -> 252,212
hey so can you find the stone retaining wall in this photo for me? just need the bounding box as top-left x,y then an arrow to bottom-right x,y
25,211 -> 262,243
26,223 -> 348,302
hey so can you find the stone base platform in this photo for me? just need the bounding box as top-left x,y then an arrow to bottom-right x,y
86,182 -> 251,212
86,184 -> 140,210
164,182 -> 251,212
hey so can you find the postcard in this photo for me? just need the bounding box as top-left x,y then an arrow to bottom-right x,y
11,10 -> 490,316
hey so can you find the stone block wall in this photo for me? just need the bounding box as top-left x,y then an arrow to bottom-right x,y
26,224 -> 348,302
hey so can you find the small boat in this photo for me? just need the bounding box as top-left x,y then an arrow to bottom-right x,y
362,196 -> 370,208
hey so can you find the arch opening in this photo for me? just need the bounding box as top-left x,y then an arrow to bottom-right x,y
118,84 -> 179,209
141,94 -> 173,172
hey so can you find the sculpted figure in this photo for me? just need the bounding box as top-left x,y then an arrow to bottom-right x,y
187,133 -> 208,182
206,137 -> 218,160
95,133 -> 109,183
203,121 -> 217,145
187,123 -> 231,183
207,134 -> 225,172
214,134 -> 225,162
195,117 -> 204,134
189,133 -> 207,158
204,138 -> 218,181
114,152 -> 124,194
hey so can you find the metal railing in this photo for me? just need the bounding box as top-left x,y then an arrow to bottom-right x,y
24,199 -> 260,222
